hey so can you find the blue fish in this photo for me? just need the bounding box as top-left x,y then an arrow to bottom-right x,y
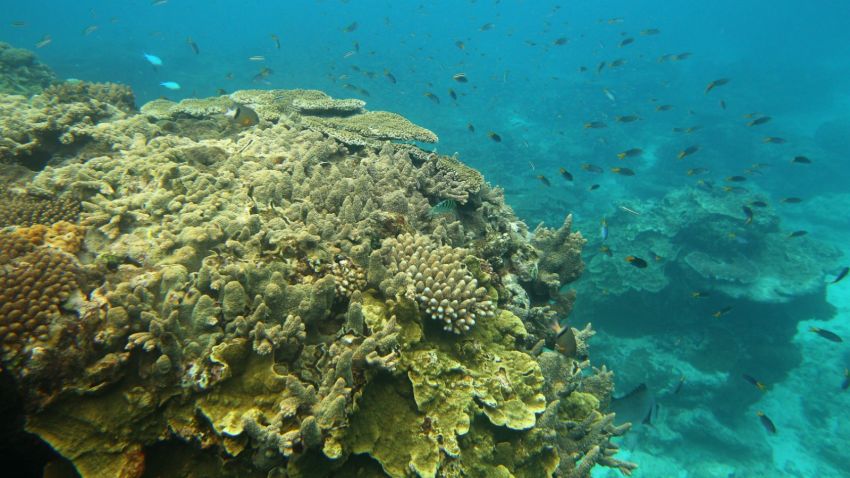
144,53 -> 163,66
160,81 -> 181,90
600,218 -> 608,241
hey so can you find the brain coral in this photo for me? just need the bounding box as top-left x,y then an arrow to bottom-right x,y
0,192 -> 80,227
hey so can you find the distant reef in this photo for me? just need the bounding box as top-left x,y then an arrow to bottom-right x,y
0,42 -> 57,96
0,72 -> 636,477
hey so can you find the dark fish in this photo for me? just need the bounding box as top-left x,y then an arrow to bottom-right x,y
553,37 -> 568,46
384,69 -> 397,84
723,186 -> 748,194
781,197 -> 802,204
579,66 -> 588,72
791,155 -> 811,164
448,88 -> 457,100
705,78 -> 730,94
687,168 -> 709,176
763,136 -> 787,144
455,40 -> 465,49
641,28 -> 661,36
611,383 -> 658,426
479,22 -> 495,31
487,131 -> 501,142
536,175 -> 551,187
584,121 -> 607,129
655,104 -> 674,111
726,176 -> 747,182
625,255 -> 647,268
599,244 -> 612,256
671,52 -> 692,61
673,376 -> 685,394
252,67 -> 273,81
788,230 -> 807,238
11,20 -> 27,28
842,369 -> 849,391
424,92 -> 440,104
270,33 -> 281,49
757,411 -> 777,434
225,104 -> 259,127
743,374 -> 766,391
216,88 -> 227,95
650,251 -> 663,262
589,184 -> 601,191
810,327 -> 843,343
617,148 -> 642,159
596,61 -> 606,74
467,123 -> 475,133
611,167 -> 635,176
830,266 -> 849,284
615,115 -> 640,123
751,200 -> 768,207
343,21 -> 358,33
554,323 -> 577,357
559,168 -> 573,181
748,116 -> 772,126
742,205 -> 754,224
691,291 -> 710,299
720,100 -> 727,110
619,37 -> 635,47
677,145 -> 700,160
712,306 -> 733,318
581,163 -> 603,173
452,72 -> 468,83
186,36 -> 199,54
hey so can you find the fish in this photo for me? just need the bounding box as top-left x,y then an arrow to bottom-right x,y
619,37 -> 635,47
625,256 -> 648,268
712,306 -> 733,318
429,199 -> 457,217
810,327 -> 843,343
655,104 -> 674,112
611,383 -> 658,426
342,21 -> 358,33
611,167 -> 635,176
751,200 -> 768,207
160,81 -> 181,90
691,291 -> 710,299
487,131 -> 501,142
581,163 -> 603,173
455,40 -> 465,49
467,123 -> 475,133
559,168 -> 573,181
35,34 -> 53,48
687,168 -> 709,176
649,251 -> 663,262
788,230 -> 807,238
720,100 -> 727,110
553,321 -> 577,357
216,88 -> 227,95
781,197 -> 802,204
151,0 -> 168,5
726,176 -> 747,182
253,67 -> 273,81
553,37 -> 568,46
757,411 -> 777,434
225,104 -> 260,127
82,25 -> 99,36
617,148 -> 642,159
584,121 -> 607,129
448,89 -> 457,100
723,186 -> 748,194
743,373 -> 766,391
704,78 -> 731,94
596,61 -> 606,74
536,175 -> 551,187
677,145 -> 700,160
11,20 -> 27,28
599,244 -> 612,256
615,115 -> 640,123
384,69 -> 397,84
842,369 -> 850,391
589,184 -> 600,191
619,206 -> 641,216
747,116 -> 771,126
479,22 -> 495,31
763,136 -> 787,144
600,218 -> 608,241
603,88 -> 616,102
671,52 -> 692,61
423,92 -> 440,104
452,72 -> 468,83
641,28 -> 661,35
742,206 -> 754,225
270,34 -> 281,49
143,53 -> 163,66
830,266 -> 849,284
187,36 -> 199,54
791,155 -> 811,164
248,55 -> 266,61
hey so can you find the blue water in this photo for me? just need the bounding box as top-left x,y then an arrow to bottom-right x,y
4,1 -> 850,476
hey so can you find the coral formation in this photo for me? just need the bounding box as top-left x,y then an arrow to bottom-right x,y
0,76 -> 633,477
0,42 -> 57,96
0,191 -> 80,227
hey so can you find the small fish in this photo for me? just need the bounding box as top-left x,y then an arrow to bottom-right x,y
655,104 -> 674,112
448,88 -> 457,100
384,69 -> 397,84
553,37 -> 568,46
673,376 -> 685,394
625,256 -> 648,268
720,100 -> 727,110
589,184 -> 600,191
842,369 -> 850,391
581,163 -> 603,173
810,327 -> 842,343
742,206 -> 754,224
747,116 -> 772,126
788,230 -> 807,238
677,145 -> 700,160
452,72 -> 468,83
467,123 -> 475,133
763,136 -> 787,144
249,55 -> 266,61
343,51 -> 356,58
553,322 -> 577,357
143,53 -> 163,66
615,115 -> 640,123
726,176 -> 747,182
751,200 -> 768,207
160,81 -> 181,90
343,21 -> 358,33
253,67 -> 273,81
641,28 -> 661,36
455,40 -> 465,49
611,167 -> 635,176
536,175 -> 551,187
151,0 -> 168,5
781,197 -> 802,204
617,148 -> 642,159
757,411 -> 777,434
35,34 -> 52,48
271,34 -> 281,49
671,52 -> 692,61
603,88 -> 616,102
791,156 -> 811,164
424,92 -> 440,104
743,374 -> 766,391
559,168 -> 573,181
429,199 -> 457,217
216,88 -> 227,95
487,131 -> 501,142
600,218 -> 608,241
619,37 -> 635,47
584,121 -> 607,129
723,186 -> 748,194
599,244 -> 612,256
619,205 -> 641,216
479,22 -> 495,31
225,104 -> 260,127
691,291 -> 710,299
596,61 -> 606,74
713,306 -> 733,318
830,266 -> 849,284
649,251 -> 663,262
11,20 -> 27,28
704,78 -> 730,94
82,25 -> 99,36
687,168 -> 708,176
187,36 -> 199,54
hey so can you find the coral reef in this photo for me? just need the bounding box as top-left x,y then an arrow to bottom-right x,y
0,42 -> 57,96
0,79 -> 633,477
0,191 -> 80,227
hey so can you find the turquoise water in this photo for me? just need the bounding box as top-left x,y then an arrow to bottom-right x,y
3,1 -> 850,476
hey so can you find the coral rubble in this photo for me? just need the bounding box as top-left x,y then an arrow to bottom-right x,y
0,78 -> 632,477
